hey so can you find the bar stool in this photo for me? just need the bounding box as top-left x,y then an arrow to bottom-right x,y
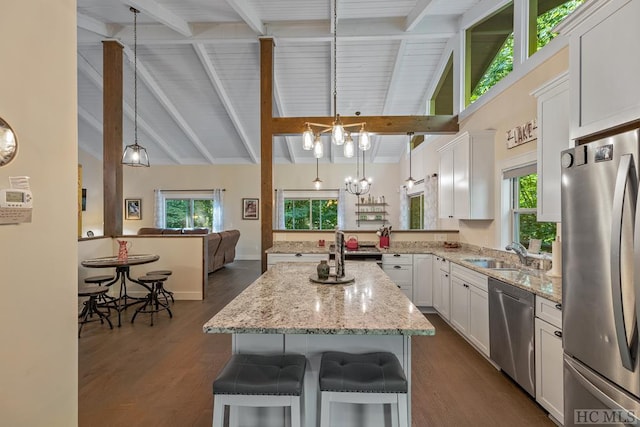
212,353 -> 306,427
84,274 -> 116,310
131,274 -> 173,326
146,269 -> 174,303
78,285 -> 113,338
319,351 -> 408,427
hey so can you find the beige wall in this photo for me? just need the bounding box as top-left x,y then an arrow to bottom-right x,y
79,147 -> 104,236
0,1 -> 78,425
405,47 -> 569,249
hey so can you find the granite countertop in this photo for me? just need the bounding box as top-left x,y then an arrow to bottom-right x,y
203,261 -> 435,336
266,241 -> 562,303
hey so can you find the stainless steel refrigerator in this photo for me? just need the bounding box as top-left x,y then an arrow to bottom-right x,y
561,128 -> 640,426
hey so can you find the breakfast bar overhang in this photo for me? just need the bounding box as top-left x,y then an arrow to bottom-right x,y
203,261 -> 435,426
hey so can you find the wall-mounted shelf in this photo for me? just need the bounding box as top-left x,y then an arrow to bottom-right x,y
355,202 -> 388,227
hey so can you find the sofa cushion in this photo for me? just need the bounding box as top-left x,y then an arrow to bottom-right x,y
162,228 -> 183,235
183,228 -> 209,234
137,227 -> 164,235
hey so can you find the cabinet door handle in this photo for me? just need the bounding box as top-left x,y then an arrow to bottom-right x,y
394,253 -> 401,257
394,265 -> 402,269
397,285 -> 401,289
449,215 -> 453,218
555,303 -> 562,310
554,331 -> 563,338
445,273 -> 449,277
295,253 -> 302,257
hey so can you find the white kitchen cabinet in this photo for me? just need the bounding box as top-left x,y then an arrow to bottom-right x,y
535,318 -> 564,424
432,256 -> 450,320
266,253 -> 329,269
437,130 -> 495,220
532,72 -> 569,223
450,263 -> 490,357
412,254 -> 433,307
382,253 -> 413,300
535,296 -> 564,424
559,0 -> 640,139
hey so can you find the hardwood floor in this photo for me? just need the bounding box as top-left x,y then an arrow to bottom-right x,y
79,261 -> 554,426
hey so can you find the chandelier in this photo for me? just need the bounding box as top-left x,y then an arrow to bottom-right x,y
122,7 -> 150,167
405,132 -> 416,189
345,144 -> 371,196
301,0 -> 371,158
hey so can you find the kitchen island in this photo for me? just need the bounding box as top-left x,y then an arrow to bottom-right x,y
203,261 -> 435,426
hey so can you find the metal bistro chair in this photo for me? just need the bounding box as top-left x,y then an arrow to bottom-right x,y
131,274 -> 173,326
78,285 -> 113,338
145,269 -> 174,304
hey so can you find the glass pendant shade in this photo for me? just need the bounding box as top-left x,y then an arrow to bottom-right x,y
313,136 -> 323,158
302,126 -> 314,150
359,128 -> 371,151
122,143 -> 150,167
313,177 -> 322,190
332,119 -> 345,145
343,134 -> 354,158
405,177 -> 415,189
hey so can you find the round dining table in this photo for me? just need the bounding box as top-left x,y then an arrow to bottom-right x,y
81,254 -> 160,326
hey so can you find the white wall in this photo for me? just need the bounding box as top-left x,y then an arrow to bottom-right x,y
79,147 -> 104,236
0,1 -> 78,425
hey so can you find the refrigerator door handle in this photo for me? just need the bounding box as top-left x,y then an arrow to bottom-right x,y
566,356 -> 640,421
611,154 -> 637,371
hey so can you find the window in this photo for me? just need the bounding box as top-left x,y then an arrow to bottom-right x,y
508,166 -> 556,252
158,190 -> 220,229
529,0 -> 584,56
429,54 -> 453,115
284,198 -> 338,230
409,193 -> 424,230
466,3 -> 514,104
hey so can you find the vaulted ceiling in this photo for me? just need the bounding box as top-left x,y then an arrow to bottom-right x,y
77,0 -> 482,165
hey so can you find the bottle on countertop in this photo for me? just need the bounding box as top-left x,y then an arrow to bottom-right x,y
317,260 -> 330,280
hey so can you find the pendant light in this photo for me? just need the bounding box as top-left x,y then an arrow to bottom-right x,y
405,132 -> 415,189
122,7 -> 150,167
345,143 -> 371,196
313,134 -> 323,158
312,159 -> 323,190
343,132 -> 354,158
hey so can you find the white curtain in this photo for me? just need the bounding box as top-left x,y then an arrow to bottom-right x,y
424,174 -> 438,230
337,188 -> 346,229
275,189 -> 285,229
212,189 -> 224,232
399,186 -> 409,230
154,190 -> 164,228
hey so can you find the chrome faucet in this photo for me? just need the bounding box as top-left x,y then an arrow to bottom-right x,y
505,242 -> 529,265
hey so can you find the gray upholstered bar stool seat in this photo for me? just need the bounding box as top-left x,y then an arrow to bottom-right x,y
319,351 -> 408,427
146,269 -> 174,303
212,353 -> 306,427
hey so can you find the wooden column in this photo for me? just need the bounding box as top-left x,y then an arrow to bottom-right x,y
102,40 -> 124,237
260,38 -> 274,273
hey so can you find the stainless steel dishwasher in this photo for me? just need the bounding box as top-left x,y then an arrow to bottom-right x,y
488,277 -> 536,397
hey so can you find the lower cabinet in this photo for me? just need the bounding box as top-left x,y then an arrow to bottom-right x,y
535,296 -> 564,424
412,254 -> 433,307
432,256 -> 450,320
266,253 -> 329,269
381,253 -> 413,299
450,264 -> 490,357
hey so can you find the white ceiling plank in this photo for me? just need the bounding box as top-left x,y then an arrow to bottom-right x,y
124,0 -> 192,37
272,75 -> 296,164
77,53 -> 184,164
193,44 -> 258,164
122,45 -> 218,163
96,17 -> 458,46
225,0 -> 265,35
78,105 -> 103,134
405,0 -> 435,32
78,12 -> 117,37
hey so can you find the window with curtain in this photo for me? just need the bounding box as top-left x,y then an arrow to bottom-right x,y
156,190 -> 221,230
506,164 -> 556,252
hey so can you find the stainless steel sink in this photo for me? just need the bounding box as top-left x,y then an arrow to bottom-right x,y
462,258 -> 518,270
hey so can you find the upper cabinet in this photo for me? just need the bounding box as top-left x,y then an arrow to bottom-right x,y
559,0 -> 640,139
532,72 -> 569,223
438,130 -> 495,220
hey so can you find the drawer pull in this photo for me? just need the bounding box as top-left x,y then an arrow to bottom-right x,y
445,273 -> 449,277
394,265 -> 402,269
394,253 -> 401,257
295,253 -> 302,257
554,330 -> 563,338
397,285 -> 401,289
555,303 -> 562,310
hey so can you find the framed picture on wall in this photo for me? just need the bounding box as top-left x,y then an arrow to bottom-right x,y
125,198 -> 142,220
242,198 -> 259,220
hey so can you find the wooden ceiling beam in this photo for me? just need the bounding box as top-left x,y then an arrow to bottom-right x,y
271,115 -> 459,135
